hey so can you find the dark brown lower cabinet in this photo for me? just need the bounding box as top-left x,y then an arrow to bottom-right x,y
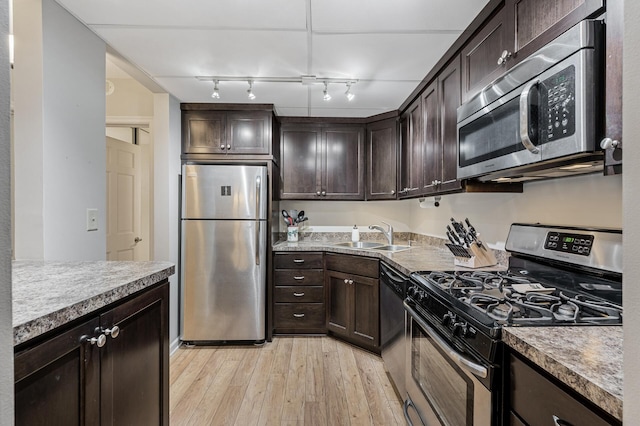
15,281 -> 169,426
325,254 -> 379,352
508,351 -> 620,426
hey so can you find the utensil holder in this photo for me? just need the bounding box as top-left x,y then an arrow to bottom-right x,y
287,226 -> 299,242
446,241 -> 497,268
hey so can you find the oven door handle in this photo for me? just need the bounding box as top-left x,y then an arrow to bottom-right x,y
404,301 -> 488,379
519,78 -> 541,154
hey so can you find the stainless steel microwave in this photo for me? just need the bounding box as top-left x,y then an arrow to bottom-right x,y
456,20 -> 604,182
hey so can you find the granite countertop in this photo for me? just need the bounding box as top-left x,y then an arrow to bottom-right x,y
273,237 -> 507,276
13,260 -> 175,346
502,326 -> 622,421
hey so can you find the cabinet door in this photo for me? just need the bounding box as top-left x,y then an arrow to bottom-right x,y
14,318 -> 100,426
367,119 -> 398,200
439,55 -> 463,193
227,111 -> 271,154
421,81 -> 440,195
603,0 -> 623,174
509,0 -> 604,62
461,6 -> 513,102
182,111 -> 227,154
100,282 -> 169,426
400,100 -> 424,198
326,270 -> 351,338
323,127 -> 365,200
351,275 -> 379,348
280,127 -> 322,199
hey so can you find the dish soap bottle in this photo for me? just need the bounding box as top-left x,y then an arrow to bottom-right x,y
351,225 -> 360,242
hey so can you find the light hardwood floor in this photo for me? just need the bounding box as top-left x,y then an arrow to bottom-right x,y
170,336 -> 405,425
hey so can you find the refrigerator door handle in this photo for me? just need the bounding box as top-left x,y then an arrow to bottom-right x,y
255,176 -> 261,266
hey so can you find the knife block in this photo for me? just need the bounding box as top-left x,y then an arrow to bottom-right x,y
450,241 -> 498,268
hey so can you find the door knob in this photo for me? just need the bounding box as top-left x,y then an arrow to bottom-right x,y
134,237 -> 143,243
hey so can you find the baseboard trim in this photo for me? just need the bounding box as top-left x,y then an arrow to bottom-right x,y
170,337 -> 182,355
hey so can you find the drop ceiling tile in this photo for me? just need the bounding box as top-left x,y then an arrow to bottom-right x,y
312,33 -> 459,81
56,0 -> 308,28
95,28 -> 308,77
312,0 -> 490,32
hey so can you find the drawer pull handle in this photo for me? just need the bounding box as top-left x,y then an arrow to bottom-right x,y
293,276 -> 305,280
293,313 -> 305,318
552,415 -> 572,426
293,292 -> 305,297
293,259 -> 305,264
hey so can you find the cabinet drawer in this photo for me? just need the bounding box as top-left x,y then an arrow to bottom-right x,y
274,269 -> 324,286
274,252 -> 323,269
325,253 -> 379,278
275,286 -> 324,303
274,303 -> 325,329
509,353 -> 615,426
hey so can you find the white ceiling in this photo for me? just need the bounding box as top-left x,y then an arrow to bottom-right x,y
58,0 -> 490,117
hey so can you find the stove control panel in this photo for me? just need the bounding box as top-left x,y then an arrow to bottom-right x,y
544,232 -> 594,256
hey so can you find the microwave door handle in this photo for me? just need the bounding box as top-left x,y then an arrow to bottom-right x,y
519,79 -> 541,154
404,301 -> 488,379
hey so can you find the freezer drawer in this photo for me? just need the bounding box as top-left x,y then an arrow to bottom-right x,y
182,164 -> 268,220
181,219 -> 266,342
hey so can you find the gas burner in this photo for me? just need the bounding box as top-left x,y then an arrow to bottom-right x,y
552,301 -> 579,321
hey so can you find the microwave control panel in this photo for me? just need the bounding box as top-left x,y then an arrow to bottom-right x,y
541,65 -> 576,142
544,232 -> 593,256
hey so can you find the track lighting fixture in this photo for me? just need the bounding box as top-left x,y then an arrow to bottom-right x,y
345,82 -> 355,101
247,81 -> 256,100
211,80 -> 220,99
196,75 -> 358,102
323,82 -> 331,101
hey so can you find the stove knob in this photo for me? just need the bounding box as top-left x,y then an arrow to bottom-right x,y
453,322 -> 468,337
415,289 -> 425,302
442,311 -> 456,326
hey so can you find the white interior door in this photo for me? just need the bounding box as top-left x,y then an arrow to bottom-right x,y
107,136 -> 143,260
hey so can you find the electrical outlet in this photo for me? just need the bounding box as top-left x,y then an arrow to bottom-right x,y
87,208 -> 98,231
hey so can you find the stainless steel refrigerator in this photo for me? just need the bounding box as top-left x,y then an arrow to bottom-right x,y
181,164 -> 268,343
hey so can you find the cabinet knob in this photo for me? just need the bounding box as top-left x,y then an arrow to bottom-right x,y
227,144 -> 231,149
84,334 -> 106,347
348,279 -> 354,285
344,279 -> 349,284
600,137 -> 620,150
497,50 -> 512,65
316,191 -> 322,196
220,144 -> 225,150
293,313 -> 305,318
391,190 -> 396,195
321,191 -> 326,196
104,326 -> 120,339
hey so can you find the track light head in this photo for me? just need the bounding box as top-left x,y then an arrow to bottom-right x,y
323,82 -> 331,101
345,82 -> 355,101
247,80 -> 256,100
211,80 -> 220,99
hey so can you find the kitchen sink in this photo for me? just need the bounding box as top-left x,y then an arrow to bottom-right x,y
333,241 -> 384,249
369,245 -> 412,252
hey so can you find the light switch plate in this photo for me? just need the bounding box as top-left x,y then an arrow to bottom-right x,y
86,208 -> 98,231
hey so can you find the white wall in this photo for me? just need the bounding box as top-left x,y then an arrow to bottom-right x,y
0,0 -> 14,420
105,78 -> 154,117
282,173 -> 622,246
13,0 -> 106,260
623,1 -> 640,422
152,94 -> 182,349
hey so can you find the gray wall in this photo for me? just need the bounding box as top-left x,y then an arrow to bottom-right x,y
14,0 -> 106,261
624,1 -> 639,422
0,0 -> 13,422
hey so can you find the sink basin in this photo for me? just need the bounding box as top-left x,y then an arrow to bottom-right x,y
369,245 -> 412,252
333,241 -> 384,249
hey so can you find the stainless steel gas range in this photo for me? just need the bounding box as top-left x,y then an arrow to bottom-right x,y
403,223 -> 622,426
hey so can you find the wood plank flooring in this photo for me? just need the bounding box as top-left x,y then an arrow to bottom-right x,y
170,336 -> 405,426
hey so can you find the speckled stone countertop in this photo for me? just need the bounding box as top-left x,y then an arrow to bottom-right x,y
13,260 -> 175,346
273,232 -> 508,276
503,326 -> 622,421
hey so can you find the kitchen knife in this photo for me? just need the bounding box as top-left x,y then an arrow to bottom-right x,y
464,218 -> 483,247
446,231 -> 458,246
450,219 -> 470,247
447,225 -> 464,246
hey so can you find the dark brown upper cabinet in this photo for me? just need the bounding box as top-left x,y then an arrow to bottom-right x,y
400,56 -> 463,198
366,118 -> 398,200
603,0 -> 623,175
461,0 -> 604,102
280,123 -> 365,200
181,104 -> 276,157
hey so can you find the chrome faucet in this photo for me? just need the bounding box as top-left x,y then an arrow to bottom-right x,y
369,221 -> 394,245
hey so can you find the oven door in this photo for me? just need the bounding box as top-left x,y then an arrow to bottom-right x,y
404,301 -> 493,426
